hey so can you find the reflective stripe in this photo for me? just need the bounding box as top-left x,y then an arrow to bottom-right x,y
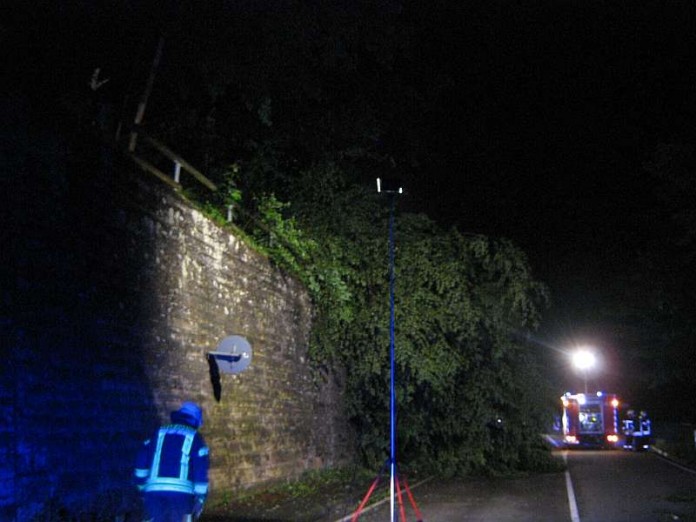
198,447 -> 209,457
180,433 -> 195,480
150,428 -> 167,478
145,425 -> 200,494
143,477 -> 195,494
193,482 -> 209,495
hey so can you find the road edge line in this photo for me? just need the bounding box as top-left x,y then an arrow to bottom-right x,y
563,452 -> 581,522
650,447 -> 696,475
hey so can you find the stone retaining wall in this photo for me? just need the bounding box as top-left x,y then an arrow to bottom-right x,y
0,116 -> 352,520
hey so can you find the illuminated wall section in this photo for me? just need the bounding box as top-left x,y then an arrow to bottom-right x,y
1,104 -> 352,519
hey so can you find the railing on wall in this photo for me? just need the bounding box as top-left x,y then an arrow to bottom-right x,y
126,128 -> 218,193
120,126 -> 310,268
99,31 -> 312,270
115,36 -> 217,195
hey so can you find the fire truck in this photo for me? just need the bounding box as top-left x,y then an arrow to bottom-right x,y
561,391 -> 622,448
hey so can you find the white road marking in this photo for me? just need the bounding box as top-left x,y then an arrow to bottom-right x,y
563,451 -> 581,522
651,447 -> 696,475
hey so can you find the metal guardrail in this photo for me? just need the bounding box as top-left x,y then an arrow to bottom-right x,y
122,129 -> 310,267
126,129 -> 218,193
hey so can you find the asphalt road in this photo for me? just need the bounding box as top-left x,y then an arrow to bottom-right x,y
566,450 -> 696,522
345,450 -> 696,522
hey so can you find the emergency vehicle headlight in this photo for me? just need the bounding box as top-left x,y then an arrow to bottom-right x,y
565,435 -> 578,444
607,435 -> 619,443
611,399 -> 619,408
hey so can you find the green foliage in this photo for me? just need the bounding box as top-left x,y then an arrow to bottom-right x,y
253,194 -> 315,274
202,162 -> 243,218
239,164 -> 555,476
154,90 -> 556,479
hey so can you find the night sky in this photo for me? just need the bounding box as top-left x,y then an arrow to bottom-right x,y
385,1 -> 696,402
6,1 -> 696,414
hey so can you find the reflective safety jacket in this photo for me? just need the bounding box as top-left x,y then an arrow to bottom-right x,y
134,423 -> 209,498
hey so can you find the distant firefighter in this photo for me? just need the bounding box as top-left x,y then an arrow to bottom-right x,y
622,409 -> 652,451
135,402 -> 210,521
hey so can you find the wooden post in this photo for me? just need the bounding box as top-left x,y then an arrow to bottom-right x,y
129,36 -> 165,152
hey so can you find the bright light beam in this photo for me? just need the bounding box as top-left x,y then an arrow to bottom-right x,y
572,348 -> 597,393
572,349 -> 596,370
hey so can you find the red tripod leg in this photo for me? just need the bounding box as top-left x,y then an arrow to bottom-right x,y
395,475 -> 407,521
402,477 -> 425,522
351,475 -> 381,522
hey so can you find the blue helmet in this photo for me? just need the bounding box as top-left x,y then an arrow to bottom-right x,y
171,401 -> 203,428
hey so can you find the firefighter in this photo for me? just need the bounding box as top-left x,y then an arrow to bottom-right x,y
135,402 -> 210,521
624,409 -> 636,450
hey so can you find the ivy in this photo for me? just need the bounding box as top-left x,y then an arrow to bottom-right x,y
195,158 -> 557,476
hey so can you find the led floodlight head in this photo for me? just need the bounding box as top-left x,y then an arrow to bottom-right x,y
376,177 -> 403,194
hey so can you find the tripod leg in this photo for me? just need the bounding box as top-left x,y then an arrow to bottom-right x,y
351,475 -> 381,522
395,474 -> 407,521
402,477 -> 424,522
